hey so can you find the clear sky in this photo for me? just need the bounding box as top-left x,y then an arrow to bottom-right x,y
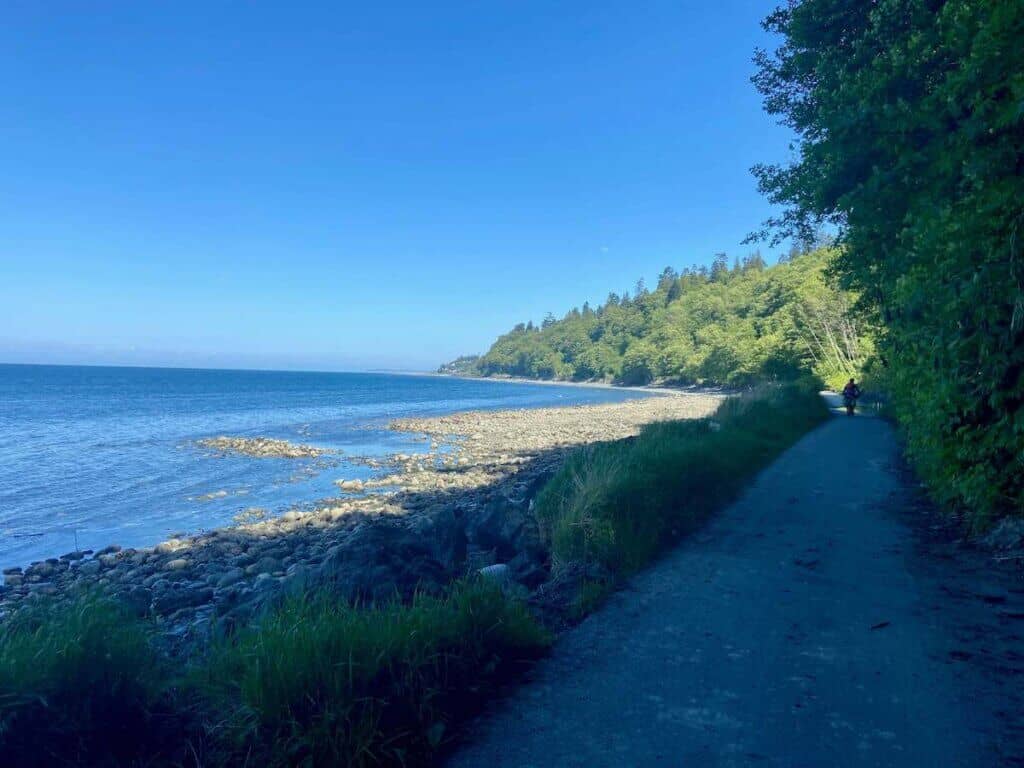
0,1 -> 791,372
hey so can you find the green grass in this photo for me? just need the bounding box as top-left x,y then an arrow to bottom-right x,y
0,593 -> 188,767
196,579 -> 549,767
0,580 -> 548,767
535,384 -> 830,577
570,578 -> 615,621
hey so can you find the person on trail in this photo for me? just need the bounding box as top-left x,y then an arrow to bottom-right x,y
842,378 -> 861,415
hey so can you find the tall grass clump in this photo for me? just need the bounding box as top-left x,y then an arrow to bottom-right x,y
0,580 -> 547,767
535,384 -> 829,575
196,578 -> 549,767
0,594 -> 188,767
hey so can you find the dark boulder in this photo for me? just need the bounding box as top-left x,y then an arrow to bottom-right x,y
419,506 -> 469,571
313,523 -> 448,603
465,485 -> 547,567
152,585 -> 214,615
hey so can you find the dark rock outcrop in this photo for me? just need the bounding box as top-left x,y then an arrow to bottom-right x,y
313,524 -> 449,603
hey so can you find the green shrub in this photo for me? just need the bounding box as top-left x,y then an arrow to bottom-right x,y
535,385 -> 829,575
196,578 -> 549,767
751,0 -> 1024,528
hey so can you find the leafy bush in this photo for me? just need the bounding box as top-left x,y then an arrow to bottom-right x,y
535,385 -> 829,575
751,0 -> 1024,526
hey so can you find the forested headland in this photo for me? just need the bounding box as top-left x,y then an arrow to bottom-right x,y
443,246 -> 873,391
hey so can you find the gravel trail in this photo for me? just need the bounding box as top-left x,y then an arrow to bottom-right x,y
447,409 -> 1024,767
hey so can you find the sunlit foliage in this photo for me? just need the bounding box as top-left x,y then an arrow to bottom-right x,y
751,0 -> 1024,525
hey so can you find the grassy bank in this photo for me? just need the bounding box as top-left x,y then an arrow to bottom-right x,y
535,384 -> 830,577
0,386 -> 828,766
0,580 -> 548,767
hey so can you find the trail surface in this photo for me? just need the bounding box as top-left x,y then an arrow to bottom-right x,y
448,409 -> 1024,767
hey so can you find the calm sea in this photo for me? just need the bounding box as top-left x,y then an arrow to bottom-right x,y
0,364 -> 646,569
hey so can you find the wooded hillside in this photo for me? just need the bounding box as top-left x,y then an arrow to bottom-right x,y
468,248 -> 871,390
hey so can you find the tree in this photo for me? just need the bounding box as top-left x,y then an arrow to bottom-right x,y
750,0 -> 1024,525
657,267 -> 678,291
743,251 -> 766,272
475,249 -> 866,389
710,253 -> 730,282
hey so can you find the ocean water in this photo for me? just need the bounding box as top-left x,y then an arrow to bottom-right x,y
0,364 -> 647,569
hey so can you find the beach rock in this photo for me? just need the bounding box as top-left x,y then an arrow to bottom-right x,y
231,552 -> 256,568
217,568 -> 245,588
78,560 -> 102,575
122,586 -> 153,616
156,539 -> 185,555
282,564 -> 311,597
314,523 -> 447,603
479,563 -> 509,582
4,573 -> 23,587
506,551 -> 548,588
152,586 -> 213,615
197,436 -> 330,459
253,573 -> 276,591
421,508 -> 468,570
28,561 -> 56,578
468,494 -> 543,564
246,556 -> 281,576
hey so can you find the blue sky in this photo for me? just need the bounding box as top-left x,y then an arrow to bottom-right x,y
0,1 -> 791,371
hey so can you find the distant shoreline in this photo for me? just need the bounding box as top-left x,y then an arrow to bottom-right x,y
425,370 -> 733,397
0,362 -> 732,399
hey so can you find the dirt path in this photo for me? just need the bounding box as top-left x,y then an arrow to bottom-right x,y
447,410 -> 1024,767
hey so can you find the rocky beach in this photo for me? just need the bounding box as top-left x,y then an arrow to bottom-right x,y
0,392 -> 722,642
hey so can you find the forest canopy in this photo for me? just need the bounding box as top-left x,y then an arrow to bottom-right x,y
750,0 -> 1023,525
448,248 -> 872,390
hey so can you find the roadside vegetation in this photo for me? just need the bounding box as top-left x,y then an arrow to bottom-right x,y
535,384 -> 829,578
0,580 -> 549,767
750,0 -> 1023,527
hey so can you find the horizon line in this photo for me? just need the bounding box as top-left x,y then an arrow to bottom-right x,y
0,360 -> 438,377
